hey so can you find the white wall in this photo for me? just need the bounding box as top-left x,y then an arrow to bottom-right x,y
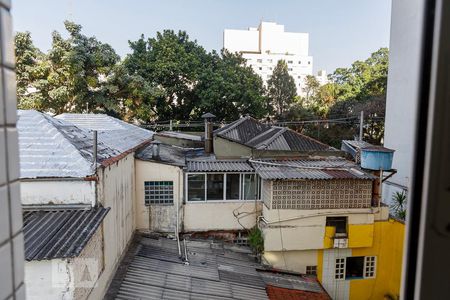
88,153 -> 136,299
223,29 -> 259,53
264,249 -> 317,273
383,0 -> 424,195
20,180 -> 95,206
25,259 -> 72,300
135,160 -> 183,233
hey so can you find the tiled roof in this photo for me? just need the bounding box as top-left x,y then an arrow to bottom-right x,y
266,285 -> 331,300
215,117 -> 335,152
56,113 -> 154,153
110,236 -> 328,300
251,158 -> 375,180
23,207 -> 109,261
186,159 -> 254,172
17,110 -> 120,178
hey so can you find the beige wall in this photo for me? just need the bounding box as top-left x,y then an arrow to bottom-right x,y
89,153 -> 136,299
135,160 -> 183,233
213,137 -> 252,158
262,205 -> 375,251
264,249 -> 318,273
184,201 -> 262,231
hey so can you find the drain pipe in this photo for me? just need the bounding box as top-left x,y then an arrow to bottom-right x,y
176,169 -> 182,258
183,239 -> 189,265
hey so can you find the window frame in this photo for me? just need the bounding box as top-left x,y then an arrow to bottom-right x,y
185,172 -> 262,203
335,256 -> 377,281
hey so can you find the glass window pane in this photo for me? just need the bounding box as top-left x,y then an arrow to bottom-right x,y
207,174 -> 224,200
226,174 -> 240,200
242,174 -> 258,200
188,174 -> 205,201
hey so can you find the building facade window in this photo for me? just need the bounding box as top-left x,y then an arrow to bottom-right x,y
187,173 -> 261,202
259,67 -> 263,70
144,181 -> 174,205
298,61 -> 302,64
335,256 -> 377,280
187,174 -> 205,201
288,60 -> 293,64
288,68 -> 293,71
306,265 -> 317,276
257,59 -> 263,63
335,258 -> 346,280
326,216 -> 348,237
207,174 -> 224,200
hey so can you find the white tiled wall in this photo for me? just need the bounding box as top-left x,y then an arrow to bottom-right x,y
322,248 -> 351,300
0,0 -> 25,299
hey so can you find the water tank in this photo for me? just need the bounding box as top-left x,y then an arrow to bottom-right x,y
360,146 -> 395,171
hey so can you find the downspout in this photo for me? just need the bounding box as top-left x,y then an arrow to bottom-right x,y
176,167 -> 182,258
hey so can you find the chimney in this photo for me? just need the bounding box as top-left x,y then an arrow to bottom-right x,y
92,130 -> 98,166
152,140 -> 161,159
201,112 -> 216,154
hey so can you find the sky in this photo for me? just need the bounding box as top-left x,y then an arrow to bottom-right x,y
12,0 -> 392,74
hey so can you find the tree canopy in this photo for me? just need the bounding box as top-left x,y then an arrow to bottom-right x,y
266,60 -> 297,119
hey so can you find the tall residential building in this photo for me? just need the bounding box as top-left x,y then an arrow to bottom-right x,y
224,21 -> 324,95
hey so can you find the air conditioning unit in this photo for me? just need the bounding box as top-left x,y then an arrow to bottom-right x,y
334,238 -> 348,248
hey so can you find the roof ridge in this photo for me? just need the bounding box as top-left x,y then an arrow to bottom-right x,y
214,116 -> 250,136
255,127 -> 288,149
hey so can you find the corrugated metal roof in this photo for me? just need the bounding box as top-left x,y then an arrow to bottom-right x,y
110,236 -> 327,300
56,113 -> 154,153
215,117 -> 335,152
18,110 -> 120,178
23,207 -> 109,261
186,160 -> 254,172
251,159 -> 375,180
156,131 -> 202,141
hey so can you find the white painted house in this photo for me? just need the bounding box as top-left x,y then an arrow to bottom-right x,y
18,110 -> 153,300
224,21 -> 326,95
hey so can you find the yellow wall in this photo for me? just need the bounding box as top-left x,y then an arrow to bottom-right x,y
349,220 -> 404,300
348,224 -> 374,248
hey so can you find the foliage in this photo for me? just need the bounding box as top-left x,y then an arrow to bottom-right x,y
248,226 -> 264,256
15,21 -> 120,115
392,191 -> 407,220
267,60 -> 297,119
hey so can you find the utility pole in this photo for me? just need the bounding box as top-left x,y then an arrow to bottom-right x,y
359,111 -> 364,141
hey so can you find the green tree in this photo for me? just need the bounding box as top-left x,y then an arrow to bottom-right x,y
267,60 -> 297,119
302,75 -> 320,104
15,21 -> 121,115
194,50 -> 266,121
14,32 -> 45,110
125,30 -> 209,121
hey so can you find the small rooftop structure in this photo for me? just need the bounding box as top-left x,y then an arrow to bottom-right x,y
341,140 -> 395,171
23,207 -> 109,261
215,116 -> 335,152
135,143 -> 193,167
109,235 -> 330,299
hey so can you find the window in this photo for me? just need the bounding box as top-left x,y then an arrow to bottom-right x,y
267,59 -> 273,63
226,174 -> 240,200
298,61 -> 302,64
364,256 -> 376,278
187,174 -> 205,201
308,61 -> 311,64
187,173 -> 261,202
259,67 -> 262,70
144,181 -> 174,205
288,60 -> 293,64
241,174 -> 259,200
326,216 -> 348,237
288,68 -> 293,71
306,265 -> 317,276
345,256 -> 365,279
335,256 -> 377,280
207,174 -> 224,200
335,258 -> 345,280
298,76 -> 301,79
257,59 -> 262,63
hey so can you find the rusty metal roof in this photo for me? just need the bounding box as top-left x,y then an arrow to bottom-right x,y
186,160 -> 254,172
251,159 -> 375,180
215,117 -> 335,152
23,207 -> 109,261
